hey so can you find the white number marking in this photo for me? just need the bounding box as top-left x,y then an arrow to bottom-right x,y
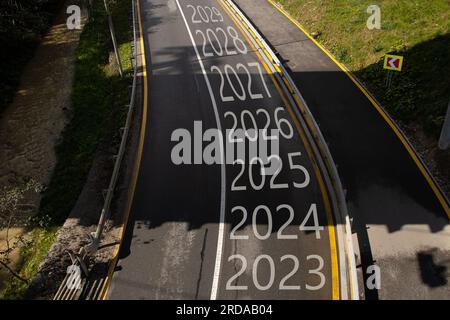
299,203 -> 324,239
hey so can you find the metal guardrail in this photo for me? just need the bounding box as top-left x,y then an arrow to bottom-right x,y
54,0 -> 138,300
223,0 -> 359,300
86,0 -> 138,257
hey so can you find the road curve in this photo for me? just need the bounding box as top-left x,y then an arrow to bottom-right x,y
104,0 -> 345,300
232,0 -> 450,299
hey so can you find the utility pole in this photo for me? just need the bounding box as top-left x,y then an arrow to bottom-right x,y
438,99 -> 450,150
103,0 -> 123,77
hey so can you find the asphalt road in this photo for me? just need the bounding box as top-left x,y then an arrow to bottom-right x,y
233,0 -> 450,299
106,0 -> 344,300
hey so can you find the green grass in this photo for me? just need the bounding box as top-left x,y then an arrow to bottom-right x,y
276,0 -> 450,136
1,227 -> 58,300
0,0 -> 133,299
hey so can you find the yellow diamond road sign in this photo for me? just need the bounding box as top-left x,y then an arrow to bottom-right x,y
383,54 -> 404,71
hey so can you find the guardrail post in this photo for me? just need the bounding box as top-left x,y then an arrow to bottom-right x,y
438,99 -> 450,150
103,0 -> 123,78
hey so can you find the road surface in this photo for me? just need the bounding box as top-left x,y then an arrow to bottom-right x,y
232,0 -> 450,299
105,0 -> 345,300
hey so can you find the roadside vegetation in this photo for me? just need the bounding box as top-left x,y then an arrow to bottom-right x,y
276,0 -> 450,137
0,0 -> 133,299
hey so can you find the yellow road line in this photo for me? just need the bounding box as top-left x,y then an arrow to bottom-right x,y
98,0 -> 149,300
282,99 -> 340,301
218,0 -> 340,300
267,0 -> 450,218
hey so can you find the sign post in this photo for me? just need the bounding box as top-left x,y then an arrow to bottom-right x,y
103,0 -> 123,78
438,99 -> 450,150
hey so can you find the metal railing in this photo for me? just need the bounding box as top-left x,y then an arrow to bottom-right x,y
54,0 -> 138,300
223,0 -> 359,300
85,0 -> 138,256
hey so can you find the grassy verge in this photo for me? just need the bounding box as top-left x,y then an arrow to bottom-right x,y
276,0 -> 450,136
1,227 -> 58,300
0,0 -> 133,299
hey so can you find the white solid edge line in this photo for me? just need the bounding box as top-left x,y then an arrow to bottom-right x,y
174,0 -> 227,301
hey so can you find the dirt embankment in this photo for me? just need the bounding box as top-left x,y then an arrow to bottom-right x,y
0,1 -> 84,292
